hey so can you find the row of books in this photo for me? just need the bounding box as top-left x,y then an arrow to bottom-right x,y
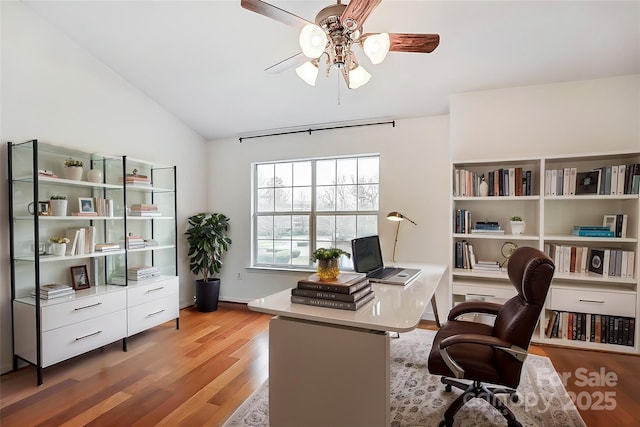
454,212 -> 507,236
544,243 -> 635,278
65,226 -> 96,255
129,203 -> 162,217
290,272 -> 375,311
94,198 -> 115,217
31,283 -> 75,300
544,311 -> 635,347
545,163 -> 640,196
454,240 -> 503,271
453,168 -> 534,197
119,173 -> 151,186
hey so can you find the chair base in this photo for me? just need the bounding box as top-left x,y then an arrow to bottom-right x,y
439,377 -> 522,427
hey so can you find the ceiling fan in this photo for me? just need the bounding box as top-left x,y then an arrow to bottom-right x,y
240,0 -> 440,89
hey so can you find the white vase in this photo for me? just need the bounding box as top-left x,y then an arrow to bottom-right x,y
64,166 -> 83,181
51,243 -> 66,256
87,169 -> 103,183
479,180 -> 489,197
510,221 -> 526,235
50,199 -> 68,216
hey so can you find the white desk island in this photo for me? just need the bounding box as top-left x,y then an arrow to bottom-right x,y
248,264 -> 447,427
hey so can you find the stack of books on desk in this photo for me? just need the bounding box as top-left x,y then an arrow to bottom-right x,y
290,272 -> 375,311
32,283 -> 75,300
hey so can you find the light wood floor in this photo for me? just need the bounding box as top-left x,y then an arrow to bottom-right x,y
1,303 -> 639,426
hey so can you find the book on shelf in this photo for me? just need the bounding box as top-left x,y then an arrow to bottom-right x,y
296,272 -> 368,294
94,243 -> 121,252
571,226 -> 615,237
548,311 -> 635,347
291,290 -> 376,311
71,212 -> 98,216
32,283 -> 75,299
128,211 -> 162,217
291,284 -> 373,303
472,260 -> 502,271
471,228 -> 504,234
130,203 -> 158,211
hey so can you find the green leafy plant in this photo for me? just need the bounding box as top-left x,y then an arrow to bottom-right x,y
49,236 -> 70,244
311,248 -> 350,262
50,195 -> 67,200
185,213 -> 232,280
64,158 -> 83,167
510,215 -> 523,222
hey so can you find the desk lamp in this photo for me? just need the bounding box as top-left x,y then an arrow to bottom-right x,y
386,211 -> 417,263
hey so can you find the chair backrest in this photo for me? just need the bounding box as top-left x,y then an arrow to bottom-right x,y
492,246 -> 555,386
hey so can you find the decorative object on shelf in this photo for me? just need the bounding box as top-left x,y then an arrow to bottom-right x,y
28,201 -> 50,216
86,168 -> 102,183
49,195 -> 68,216
500,241 -> 518,267
70,265 -> 90,290
387,211 -> 417,263
63,158 -> 84,180
49,236 -> 69,256
185,212 -> 232,312
78,197 -> 95,214
311,248 -> 351,281
509,216 -> 525,235
479,174 -> 489,197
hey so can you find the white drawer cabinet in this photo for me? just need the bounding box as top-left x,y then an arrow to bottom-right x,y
549,288 -> 637,318
41,291 -> 126,331
126,276 -> 179,336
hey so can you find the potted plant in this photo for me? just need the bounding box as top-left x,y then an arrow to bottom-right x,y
311,248 -> 350,281
49,195 -> 68,216
64,158 -> 84,181
509,215 -> 525,235
49,236 -> 70,256
185,212 -> 232,312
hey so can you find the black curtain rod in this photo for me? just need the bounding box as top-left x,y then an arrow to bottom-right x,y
238,120 -> 395,142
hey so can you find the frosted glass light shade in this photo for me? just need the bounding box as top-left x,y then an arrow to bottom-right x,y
362,33 -> 390,64
299,24 -> 327,59
348,65 -> 371,89
295,61 -> 319,86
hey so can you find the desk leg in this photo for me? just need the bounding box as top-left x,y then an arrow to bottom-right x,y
269,317 -> 390,427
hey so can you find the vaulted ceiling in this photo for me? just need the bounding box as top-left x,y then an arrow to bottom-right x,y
24,0 -> 640,140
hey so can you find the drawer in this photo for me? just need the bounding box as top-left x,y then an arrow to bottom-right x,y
127,295 -> 179,336
549,288 -> 636,317
452,283 -> 517,302
42,310 -> 127,367
127,277 -> 178,308
41,291 -> 126,331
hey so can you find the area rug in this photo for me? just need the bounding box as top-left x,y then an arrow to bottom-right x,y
222,328 -> 586,427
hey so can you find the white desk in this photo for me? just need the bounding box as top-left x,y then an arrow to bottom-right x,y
248,264 -> 447,427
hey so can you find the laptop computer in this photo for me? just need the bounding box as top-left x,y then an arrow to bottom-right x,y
351,235 -> 421,285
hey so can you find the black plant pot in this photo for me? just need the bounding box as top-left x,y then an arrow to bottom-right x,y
195,278 -> 220,312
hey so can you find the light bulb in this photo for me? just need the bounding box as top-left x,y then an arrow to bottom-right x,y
299,24 -> 327,59
348,65 -> 371,89
295,61 -> 319,86
363,33 -> 390,64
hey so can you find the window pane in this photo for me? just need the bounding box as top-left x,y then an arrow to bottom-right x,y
274,188 -> 292,211
316,159 -> 335,185
256,216 -> 273,238
257,189 -> 274,212
293,161 -> 311,186
337,185 -> 357,211
357,215 -> 378,237
256,163 -> 274,188
336,215 -> 356,242
337,158 -> 357,184
256,239 -> 274,264
358,157 -> 379,184
292,215 -> 309,240
274,215 -> 291,238
358,184 -> 379,210
316,215 -> 335,245
275,162 -> 292,187
293,187 -> 311,211
316,185 -> 335,211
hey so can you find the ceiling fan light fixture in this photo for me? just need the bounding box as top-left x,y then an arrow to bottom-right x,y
362,33 -> 390,64
348,64 -> 371,89
295,61 -> 319,86
299,24 -> 328,59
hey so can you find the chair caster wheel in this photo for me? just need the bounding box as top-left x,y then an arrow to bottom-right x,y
445,384 -> 452,392
510,393 -> 519,402
439,420 -> 453,427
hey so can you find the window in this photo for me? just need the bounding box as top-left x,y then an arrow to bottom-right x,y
253,155 -> 379,269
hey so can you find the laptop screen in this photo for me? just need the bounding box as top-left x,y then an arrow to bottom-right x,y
351,235 -> 384,274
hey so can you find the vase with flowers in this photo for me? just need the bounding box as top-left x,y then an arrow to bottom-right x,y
311,248 -> 350,281
49,236 -> 70,256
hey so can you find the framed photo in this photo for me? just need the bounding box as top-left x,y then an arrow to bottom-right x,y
78,197 -> 95,213
70,265 -> 90,290
37,201 -> 50,216
603,214 -> 617,232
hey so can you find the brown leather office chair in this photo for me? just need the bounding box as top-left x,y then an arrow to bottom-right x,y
428,246 -> 555,427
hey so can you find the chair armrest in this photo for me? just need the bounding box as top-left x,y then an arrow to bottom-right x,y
447,301 -> 502,321
438,333 -> 528,379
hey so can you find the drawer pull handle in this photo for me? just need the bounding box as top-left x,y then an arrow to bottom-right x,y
579,299 -> 605,304
74,302 -> 102,311
146,287 -> 165,293
147,309 -> 165,317
75,330 -> 102,341
467,293 -> 496,298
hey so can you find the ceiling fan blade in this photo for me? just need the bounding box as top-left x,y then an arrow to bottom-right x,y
386,33 -> 440,53
265,52 -> 308,74
339,0 -> 382,31
241,0 -> 311,30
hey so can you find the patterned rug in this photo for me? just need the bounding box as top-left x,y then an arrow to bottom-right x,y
222,328 -> 586,427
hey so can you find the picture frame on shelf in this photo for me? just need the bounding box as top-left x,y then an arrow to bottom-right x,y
78,197 -> 95,213
70,265 -> 90,290
37,201 -> 50,216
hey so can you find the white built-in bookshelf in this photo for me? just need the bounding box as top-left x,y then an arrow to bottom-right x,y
451,151 -> 640,354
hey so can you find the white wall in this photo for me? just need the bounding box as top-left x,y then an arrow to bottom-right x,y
0,2 -> 208,374
450,75 -> 640,160
207,116 -> 451,304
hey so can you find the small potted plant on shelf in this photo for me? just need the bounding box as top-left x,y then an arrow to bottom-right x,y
311,248 -> 350,281
64,158 -> 84,181
49,195 -> 68,216
49,236 -> 70,256
185,212 -> 232,312
509,215 -> 525,235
